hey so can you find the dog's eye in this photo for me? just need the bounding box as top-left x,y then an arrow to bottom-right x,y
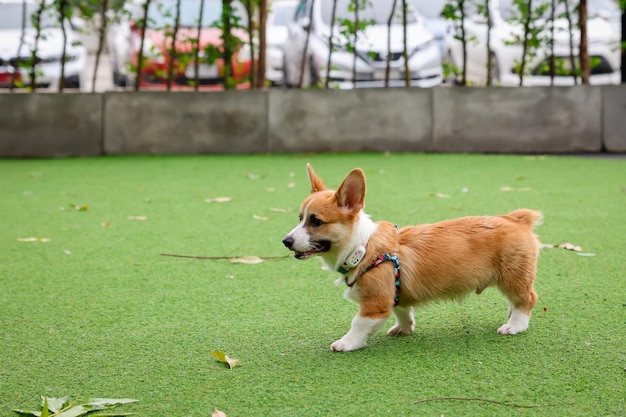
310,215 -> 323,227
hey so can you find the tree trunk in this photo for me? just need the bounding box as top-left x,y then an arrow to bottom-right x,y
486,0 -> 492,86
324,0 -> 338,88
29,2 -> 45,92
297,0 -> 315,88
166,0 -> 182,91
193,0 -> 205,91
622,1 -> 626,83
549,0 -> 555,85
245,0 -> 255,88
385,0 -> 398,87
256,0 -> 267,88
135,0 -> 152,91
519,0 -> 532,86
563,0 -> 577,84
402,0 -> 409,86
222,0 -> 234,89
352,0 -> 359,87
459,0 -> 467,86
579,0 -> 590,84
92,0 -> 109,92
11,0 -> 28,91
58,0 -> 68,92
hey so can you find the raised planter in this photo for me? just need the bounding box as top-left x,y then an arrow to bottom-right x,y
0,85 -> 624,157
104,90 -> 268,154
602,84 -> 626,153
267,88 -> 432,153
432,86 -> 602,153
0,93 -> 102,157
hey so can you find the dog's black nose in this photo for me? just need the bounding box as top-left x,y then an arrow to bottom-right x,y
282,236 -> 294,249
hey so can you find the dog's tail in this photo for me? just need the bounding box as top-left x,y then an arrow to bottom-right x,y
507,209 -> 543,228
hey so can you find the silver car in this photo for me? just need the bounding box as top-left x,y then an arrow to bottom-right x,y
282,0 -> 442,88
0,0 -> 87,89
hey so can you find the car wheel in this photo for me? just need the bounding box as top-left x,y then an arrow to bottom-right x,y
282,56 -> 292,88
309,57 -> 320,88
63,75 -> 81,89
487,53 -> 500,86
443,50 -> 460,86
113,69 -> 128,87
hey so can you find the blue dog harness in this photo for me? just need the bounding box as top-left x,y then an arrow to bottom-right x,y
344,253 -> 402,307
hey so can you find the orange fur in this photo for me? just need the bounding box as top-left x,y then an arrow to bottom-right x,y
283,164 -> 542,351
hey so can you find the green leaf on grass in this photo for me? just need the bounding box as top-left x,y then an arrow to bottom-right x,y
83,399 -> 138,408
43,396 -> 69,413
53,405 -> 90,417
40,398 -> 48,417
13,397 -> 138,417
12,409 -> 42,416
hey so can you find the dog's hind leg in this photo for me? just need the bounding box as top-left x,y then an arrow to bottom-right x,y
387,306 -> 414,335
496,272 -> 538,335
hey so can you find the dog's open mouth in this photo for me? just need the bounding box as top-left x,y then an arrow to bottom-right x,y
294,241 -> 331,259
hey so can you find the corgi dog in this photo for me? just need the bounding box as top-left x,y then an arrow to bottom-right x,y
282,164 -> 542,352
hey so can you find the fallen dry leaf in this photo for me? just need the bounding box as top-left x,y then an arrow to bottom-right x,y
230,256 -> 263,264
287,182 -> 295,188
210,350 -> 240,369
436,193 -> 450,198
253,214 -> 270,221
500,186 -> 532,192
558,243 -> 582,252
540,242 -> 585,252
212,408 -> 227,417
269,208 -> 293,213
127,216 -> 148,221
246,173 -> 261,180
69,203 -> 89,211
205,197 -> 232,203
101,221 -> 110,227
17,237 -> 51,242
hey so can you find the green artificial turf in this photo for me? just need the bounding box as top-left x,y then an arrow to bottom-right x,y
0,153 -> 624,416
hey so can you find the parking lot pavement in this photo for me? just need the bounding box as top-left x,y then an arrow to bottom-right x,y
84,52 -> 115,92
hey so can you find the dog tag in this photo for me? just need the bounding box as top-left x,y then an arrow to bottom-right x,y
345,246 -> 366,268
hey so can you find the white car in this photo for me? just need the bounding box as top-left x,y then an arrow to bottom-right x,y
282,0 -> 442,88
0,0 -> 87,89
446,0 -> 621,86
266,0 -> 298,85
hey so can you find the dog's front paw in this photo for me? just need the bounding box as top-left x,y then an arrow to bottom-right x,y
330,338 -> 365,352
387,323 -> 414,336
497,323 -> 526,335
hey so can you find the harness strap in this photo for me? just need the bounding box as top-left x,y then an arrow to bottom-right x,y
344,252 -> 401,307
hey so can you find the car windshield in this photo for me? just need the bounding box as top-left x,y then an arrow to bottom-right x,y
411,0 -> 445,19
0,3 -> 58,30
320,0 -> 417,25
498,0 -> 617,21
146,0 -> 245,28
271,3 -> 297,26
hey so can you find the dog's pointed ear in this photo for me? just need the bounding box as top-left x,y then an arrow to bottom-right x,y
336,168 -> 366,212
307,163 -> 327,193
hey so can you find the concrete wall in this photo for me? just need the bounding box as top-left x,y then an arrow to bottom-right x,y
0,93 -> 102,157
268,89 -> 432,152
0,85 -> 624,157
433,87 -> 602,153
104,91 -> 268,154
603,85 -> 626,153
